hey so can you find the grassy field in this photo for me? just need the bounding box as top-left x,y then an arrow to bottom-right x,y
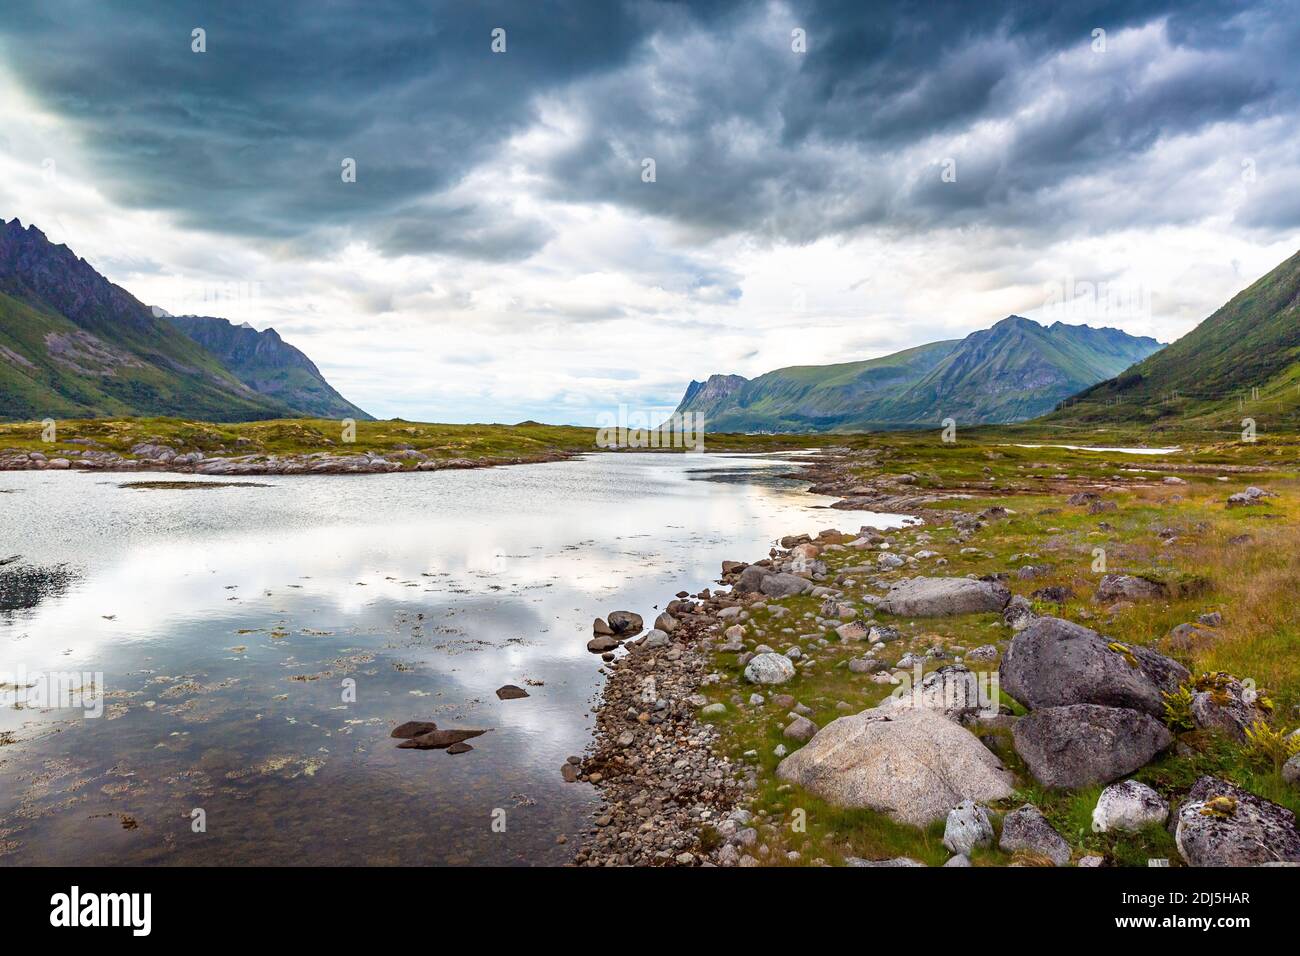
692,428 -> 1300,865
0,416 -> 825,463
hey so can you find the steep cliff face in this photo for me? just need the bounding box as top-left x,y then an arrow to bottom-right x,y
167,315 -> 371,420
676,374 -> 748,419
0,218 -> 364,422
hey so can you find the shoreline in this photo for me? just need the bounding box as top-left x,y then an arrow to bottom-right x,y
0,445 -> 579,476
574,446 -> 939,866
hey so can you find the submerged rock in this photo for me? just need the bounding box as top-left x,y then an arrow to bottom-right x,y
397,728 -> 487,749
391,721 -> 438,738
495,684 -> 530,700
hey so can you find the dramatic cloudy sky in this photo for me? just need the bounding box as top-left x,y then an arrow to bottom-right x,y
1,0 -> 1297,423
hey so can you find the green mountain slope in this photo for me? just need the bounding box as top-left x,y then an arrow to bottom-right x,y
674,318 -> 1162,432
0,218 -> 363,423
1044,249 -> 1300,430
674,341 -> 960,432
872,317 -> 1164,425
166,314 -> 372,420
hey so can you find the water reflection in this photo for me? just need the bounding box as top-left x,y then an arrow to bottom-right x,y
0,563 -> 80,613
0,452 -> 906,865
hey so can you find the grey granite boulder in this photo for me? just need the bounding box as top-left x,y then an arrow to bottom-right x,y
760,572 -> 813,598
1013,703 -> 1173,789
999,616 -> 1187,717
876,577 -> 1011,617
943,800 -> 994,855
1096,574 -> 1167,602
1175,776 -> 1300,866
743,652 -> 797,685
999,805 -> 1072,865
1189,674 -> 1266,740
1092,779 -> 1169,832
776,708 -> 1015,827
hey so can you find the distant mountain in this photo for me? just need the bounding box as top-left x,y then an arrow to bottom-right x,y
674,317 -> 1163,432
0,218 -> 364,422
167,314 -> 371,420
1044,250 -> 1300,428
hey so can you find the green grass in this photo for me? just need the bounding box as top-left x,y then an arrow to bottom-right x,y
693,426 -> 1300,865
0,415 -> 825,464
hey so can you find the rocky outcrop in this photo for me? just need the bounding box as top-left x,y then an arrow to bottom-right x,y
775,708 -> 1015,827
1012,704 -> 1173,789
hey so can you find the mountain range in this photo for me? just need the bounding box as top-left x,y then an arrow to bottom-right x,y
674,317 -> 1164,431
0,218 -> 368,422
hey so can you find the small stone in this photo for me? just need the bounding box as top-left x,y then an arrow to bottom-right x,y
943,800 -> 994,855
783,715 -> 818,742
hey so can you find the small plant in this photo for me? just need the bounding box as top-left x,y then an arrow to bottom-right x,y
1161,683 -> 1195,733
1106,641 -> 1140,669
1242,720 -> 1300,774
1199,795 -> 1237,819
1194,671 -> 1237,707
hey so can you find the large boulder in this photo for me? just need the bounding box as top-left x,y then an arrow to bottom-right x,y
876,577 -> 1010,617
1092,779 -> 1169,832
775,708 -> 1015,827
999,617 -> 1187,717
760,573 -> 813,598
1013,704 -> 1173,789
606,611 -> 643,636
999,805 -> 1072,866
1175,776 -> 1300,866
744,653 -> 797,685
735,565 -> 770,593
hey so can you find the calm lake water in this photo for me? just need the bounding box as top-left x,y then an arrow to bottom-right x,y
0,451 -> 906,866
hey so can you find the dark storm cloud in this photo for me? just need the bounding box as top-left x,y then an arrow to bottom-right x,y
2,0 -> 1296,259
0,0 -> 697,257
542,0 -> 1299,241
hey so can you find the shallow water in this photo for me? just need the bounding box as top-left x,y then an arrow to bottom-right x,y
0,452 -> 906,865
1007,444 -> 1181,455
